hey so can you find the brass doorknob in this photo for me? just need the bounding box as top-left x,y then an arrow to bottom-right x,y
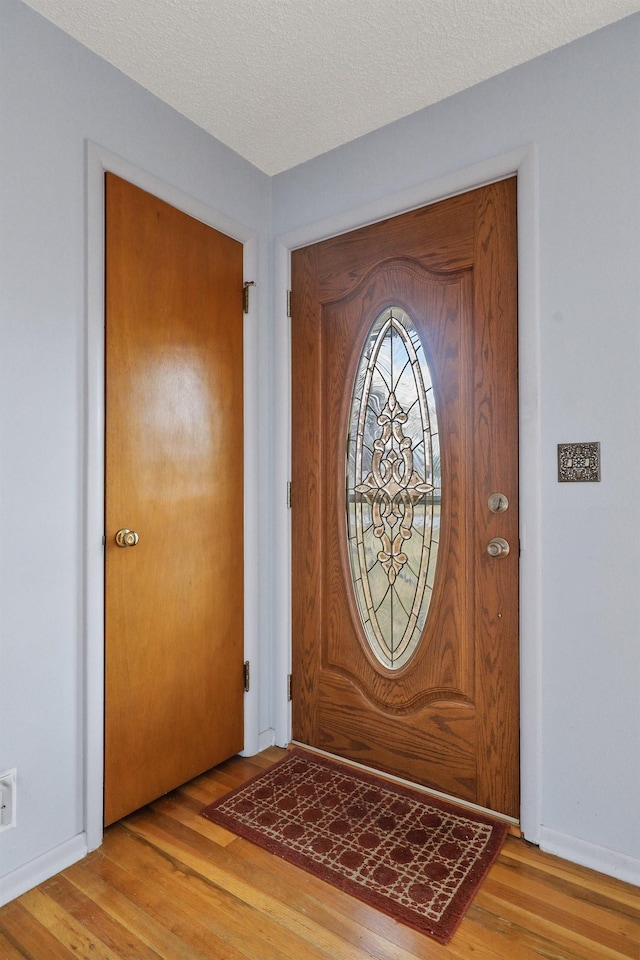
115,528 -> 139,548
487,537 -> 510,558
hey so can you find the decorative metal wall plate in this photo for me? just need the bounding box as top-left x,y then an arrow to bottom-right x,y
557,442 -> 600,482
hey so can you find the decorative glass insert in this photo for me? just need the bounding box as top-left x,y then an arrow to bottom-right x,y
346,307 -> 441,669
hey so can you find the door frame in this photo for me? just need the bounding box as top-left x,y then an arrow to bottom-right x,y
84,142 -> 261,851
274,145 -> 542,843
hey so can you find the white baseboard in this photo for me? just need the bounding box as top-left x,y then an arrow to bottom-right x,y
0,834 -> 88,907
540,827 -> 640,887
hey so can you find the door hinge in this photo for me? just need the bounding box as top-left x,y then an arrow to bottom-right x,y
287,673 -> 293,702
286,290 -> 292,317
243,281 -> 256,315
287,481 -> 292,508
243,660 -> 250,693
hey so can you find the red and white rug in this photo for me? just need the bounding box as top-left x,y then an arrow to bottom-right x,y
201,748 -> 508,943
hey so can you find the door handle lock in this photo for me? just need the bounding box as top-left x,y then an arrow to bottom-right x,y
115,528 -> 139,548
487,537 -> 510,558
488,493 -> 509,513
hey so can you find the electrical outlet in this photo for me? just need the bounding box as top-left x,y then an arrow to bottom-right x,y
0,769 -> 17,831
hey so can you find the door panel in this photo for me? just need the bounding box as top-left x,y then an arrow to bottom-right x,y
104,174 -> 244,826
291,179 -> 519,818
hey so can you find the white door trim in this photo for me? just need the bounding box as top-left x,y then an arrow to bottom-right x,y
84,141 -> 261,851
273,145 -> 542,844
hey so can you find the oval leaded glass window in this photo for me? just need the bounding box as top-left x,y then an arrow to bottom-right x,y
346,307 -> 441,669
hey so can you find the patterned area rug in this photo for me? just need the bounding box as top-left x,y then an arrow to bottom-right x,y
201,748 -> 508,943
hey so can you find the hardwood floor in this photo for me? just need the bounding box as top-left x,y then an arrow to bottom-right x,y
1,748 -> 638,959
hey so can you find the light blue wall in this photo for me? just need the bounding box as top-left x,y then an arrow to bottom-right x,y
0,0 -> 271,886
273,15 -> 640,870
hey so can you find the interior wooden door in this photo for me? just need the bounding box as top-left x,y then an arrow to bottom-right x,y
104,173 -> 244,826
291,179 -> 519,818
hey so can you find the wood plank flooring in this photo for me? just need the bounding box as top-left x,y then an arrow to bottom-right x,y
1,748 -> 638,959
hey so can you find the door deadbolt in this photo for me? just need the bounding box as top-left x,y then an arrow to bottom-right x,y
488,493 -> 509,513
487,537 -> 510,558
115,528 -> 139,547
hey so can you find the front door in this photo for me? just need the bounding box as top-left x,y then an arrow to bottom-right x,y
104,174 -> 245,826
291,179 -> 519,818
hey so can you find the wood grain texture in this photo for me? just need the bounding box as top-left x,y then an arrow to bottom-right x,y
472,178 -> 520,817
1,749 -> 637,960
104,174 -> 244,825
290,244 -> 322,748
317,671 -> 477,802
291,180 -> 519,816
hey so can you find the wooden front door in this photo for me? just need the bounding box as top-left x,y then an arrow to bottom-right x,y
291,179 -> 519,818
104,174 -> 244,826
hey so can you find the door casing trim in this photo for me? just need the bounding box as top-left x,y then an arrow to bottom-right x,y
84,141 -> 260,851
273,145 -> 542,843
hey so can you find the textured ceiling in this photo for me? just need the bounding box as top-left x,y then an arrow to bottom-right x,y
20,0 -> 640,174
